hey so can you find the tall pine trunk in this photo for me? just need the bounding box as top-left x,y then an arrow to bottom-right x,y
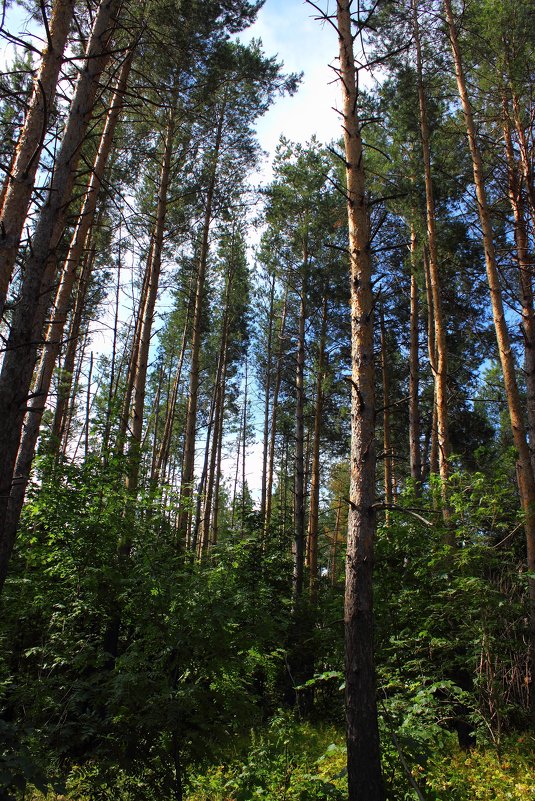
444,0 -> 535,715
2,55 -> 131,554
409,224 -> 422,488
336,2 -> 384,797
0,0 -> 122,591
0,0 -> 76,316
307,292 -> 327,598
178,100 -> 225,543
413,0 -> 450,516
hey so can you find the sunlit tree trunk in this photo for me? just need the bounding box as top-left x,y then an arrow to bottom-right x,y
336,2 -> 384,796
7,53 -> 132,544
0,0 -> 122,591
126,104 -> 176,496
0,0 -> 76,317
503,101 -> 535,472
444,0 -> 535,715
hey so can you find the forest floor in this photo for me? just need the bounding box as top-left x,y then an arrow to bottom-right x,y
24,718 -> 535,801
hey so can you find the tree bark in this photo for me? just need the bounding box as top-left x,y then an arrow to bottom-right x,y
409,226 -> 422,488
177,99 -> 225,543
503,100 -> 535,473
0,0 -> 122,591
380,305 -> 393,523
264,284 -> 289,535
126,103 -> 176,496
0,0 -> 76,317
444,0 -> 535,714
5,53 -> 132,551
260,274 -> 276,525
293,252 -> 307,600
413,0 -> 450,512
336,2 -> 384,797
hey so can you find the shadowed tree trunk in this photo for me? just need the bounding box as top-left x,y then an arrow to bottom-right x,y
307,292 -> 328,598
409,224 -> 422,489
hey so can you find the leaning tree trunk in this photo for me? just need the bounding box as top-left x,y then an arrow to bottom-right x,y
336,2 -> 384,797
0,0 -> 76,317
444,0 -> 535,718
4,52 -> 133,554
0,0 -> 122,592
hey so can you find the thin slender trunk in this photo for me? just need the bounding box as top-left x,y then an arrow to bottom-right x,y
265,285 -> 289,534
413,0 -> 450,512
307,293 -> 328,598
84,351 -> 94,459
336,2 -> 384,796
0,0 -> 76,316
117,245 -> 152,454
294,256 -> 307,599
445,0 -> 535,716
178,100 -> 225,543
126,105 -> 176,496
152,307 -> 191,487
0,0 -> 122,590
331,498 -> 343,586
261,275 -> 276,524
380,306 -> 393,523
503,101 -> 535,472
241,356 -> 248,537
409,226 -> 422,488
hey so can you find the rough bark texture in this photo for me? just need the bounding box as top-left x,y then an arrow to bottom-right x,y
0,0 -> 122,592
0,0 -> 76,317
10,53 -> 132,538
337,3 -> 384,798
444,0 -> 535,713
